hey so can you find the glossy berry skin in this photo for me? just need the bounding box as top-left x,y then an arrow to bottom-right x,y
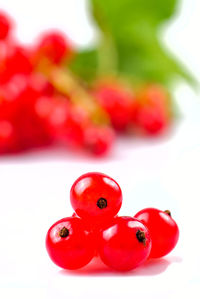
134,208 -> 179,258
70,172 -> 122,221
46,217 -> 95,270
0,12 -> 12,40
98,217 -> 152,271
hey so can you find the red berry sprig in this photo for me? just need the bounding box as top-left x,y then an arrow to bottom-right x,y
0,10 -> 173,157
46,172 -> 179,271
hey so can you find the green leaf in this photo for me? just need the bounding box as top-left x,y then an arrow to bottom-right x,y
69,49 -> 98,83
91,0 -> 177,32
69,0 -> 195,86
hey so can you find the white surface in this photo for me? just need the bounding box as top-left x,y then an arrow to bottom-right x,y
0,1 -> 200,298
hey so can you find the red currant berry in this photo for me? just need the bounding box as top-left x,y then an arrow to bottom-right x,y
98,217 -> 151,271
29,73 -> 55,96
94,81 -> 134,131
0,85 -> 19,120
46,100 -> 86,149
35,31 -> 73,64
61,106 -> 87,149
84,125 -> 115,156
0,44 -> 33,84
0,120 -> 16,153
136,105 -> 168,134
0,12 -> 12,40
140,84 -> 170,111
133,84 -> 171,135
70,172 -> 122,221
14,79 -> 53,150
35,96 -> 54,120
46,217 -> 95,270
7,45 -> 33,75
134,208 -> 179,258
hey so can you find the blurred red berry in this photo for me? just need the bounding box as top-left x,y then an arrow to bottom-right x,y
141,84 -> 170,109
0,74 -> 56,152
36,96 -> 85,149
94,82 -> 135,132
29,73 -> 55,96
0,40 -> 8,62
13,79 -> 53,150
0,41 -> 9,82
133,84 -> 171,135
45,98 -> 70,138
0,120 -> 16,153
35,31 -> 73,65
51,103 -> 89,148
0,44 -> 33,83
35,96 -> 54,120
63,108 -> 86,148
0,12 -> 12,40
84,125 -> 114,156
136,105 -> 168,134
6,45 -> 33,76
0,75 -> 27,123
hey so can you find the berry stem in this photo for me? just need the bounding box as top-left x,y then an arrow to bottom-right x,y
164,210 -> 171,217
41,64 -> 109,125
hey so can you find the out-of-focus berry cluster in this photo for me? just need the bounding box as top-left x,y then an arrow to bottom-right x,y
0,11 -> 172,156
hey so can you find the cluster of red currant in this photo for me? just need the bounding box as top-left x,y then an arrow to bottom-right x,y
46,173 -> 179,271
0,11 -> 172,156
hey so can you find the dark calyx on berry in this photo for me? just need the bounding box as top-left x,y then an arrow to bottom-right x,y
59,227 -> 69,238
136,230 -> 146,245
164,210 -> 171,217
97,197 -> 107,209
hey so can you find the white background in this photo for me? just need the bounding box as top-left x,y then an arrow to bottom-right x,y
0,0 -> 200,298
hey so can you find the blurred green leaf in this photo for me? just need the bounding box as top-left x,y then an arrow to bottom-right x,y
69,49 -> 98,83
69,0 -> 195,86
